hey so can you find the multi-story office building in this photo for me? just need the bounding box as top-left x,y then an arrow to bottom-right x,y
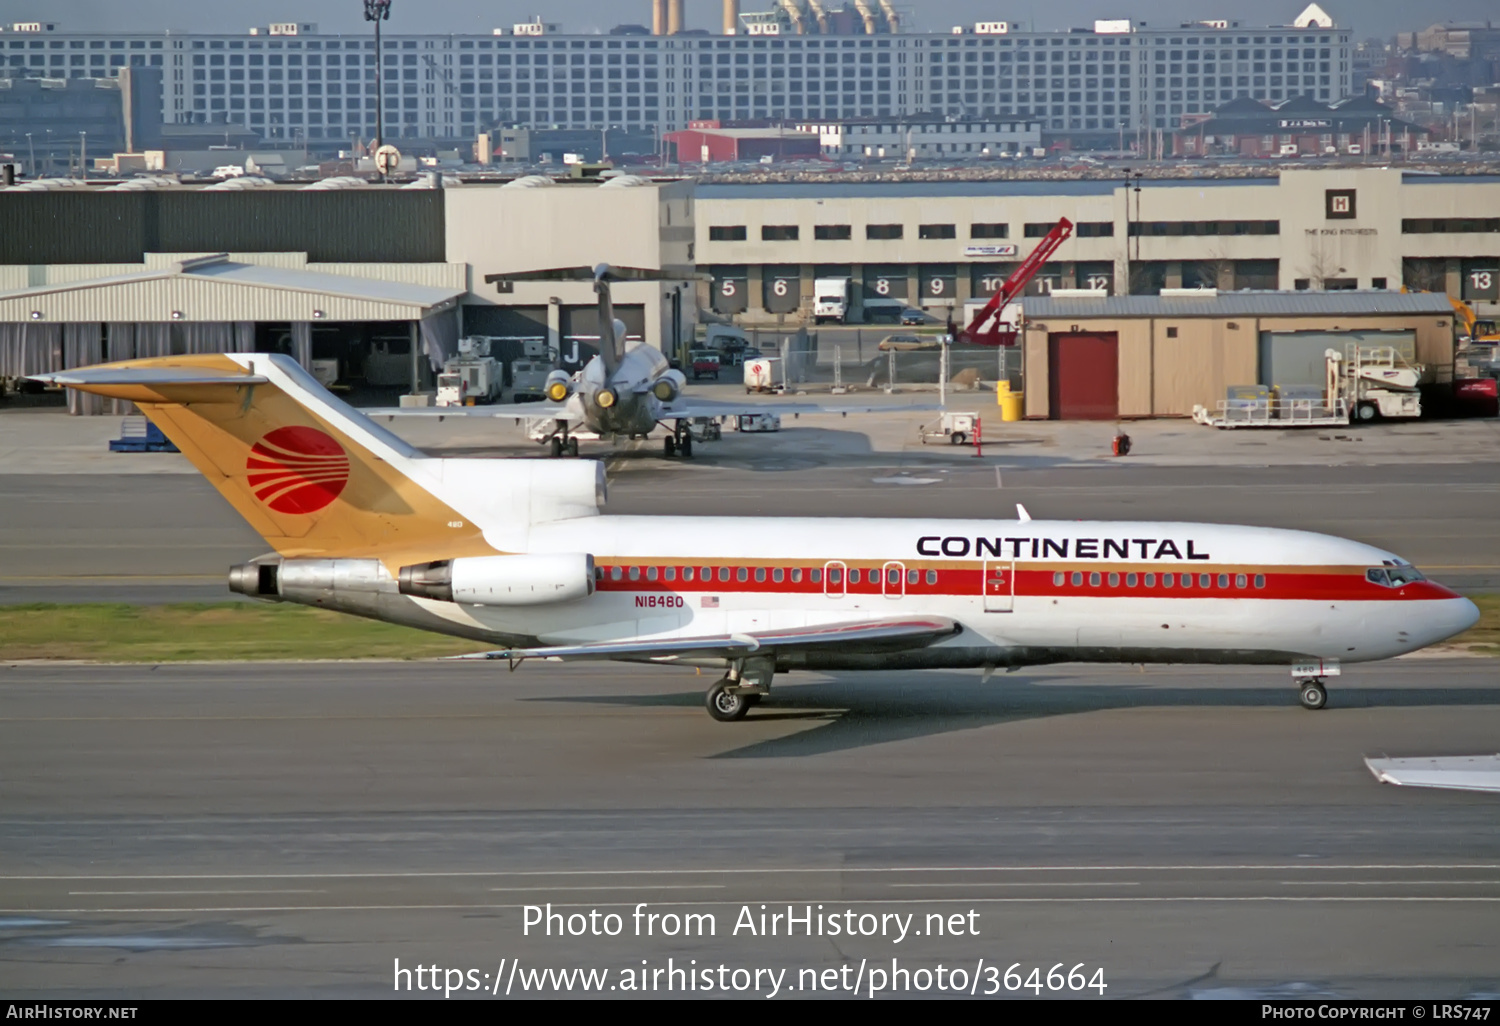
0,10 -> 1354,147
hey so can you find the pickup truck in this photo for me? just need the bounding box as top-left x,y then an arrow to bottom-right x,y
690,350 -> 721,381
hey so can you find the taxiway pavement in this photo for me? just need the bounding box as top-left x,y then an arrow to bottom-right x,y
2,659 -> 1498,998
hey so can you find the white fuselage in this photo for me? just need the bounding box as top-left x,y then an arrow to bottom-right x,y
403,515 -> 1479,670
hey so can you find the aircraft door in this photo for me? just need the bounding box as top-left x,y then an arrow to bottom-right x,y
824,561 -> 846,598
983,561 -> 1014,612
882,561 -> 905,599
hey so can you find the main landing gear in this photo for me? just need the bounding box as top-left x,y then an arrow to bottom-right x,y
662,420 -> 695,459
544,419 -> 580,458
704,657 -> 773,722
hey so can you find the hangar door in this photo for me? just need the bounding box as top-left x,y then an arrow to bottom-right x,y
1259,330 -> 1416,390
1048,332 -> 1119,420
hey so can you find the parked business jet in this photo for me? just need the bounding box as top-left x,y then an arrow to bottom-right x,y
36,354 -> 1479,721
383,264 -> 916,458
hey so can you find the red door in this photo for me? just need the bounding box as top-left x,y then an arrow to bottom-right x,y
1048,332 -> 1119,420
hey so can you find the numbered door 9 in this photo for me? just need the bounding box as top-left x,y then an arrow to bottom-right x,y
920,265 -> 958,302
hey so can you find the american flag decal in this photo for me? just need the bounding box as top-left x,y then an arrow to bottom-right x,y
701,596 -> 720,608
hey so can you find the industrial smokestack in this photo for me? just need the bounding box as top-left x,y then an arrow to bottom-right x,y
852,0 -> 878,34
723,0 -> 740,34
653,0 -> 666,35
878,0 -> 899,33
668,0 -> 684,34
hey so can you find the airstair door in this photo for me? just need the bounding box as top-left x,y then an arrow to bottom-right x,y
983,561 -> 1014,612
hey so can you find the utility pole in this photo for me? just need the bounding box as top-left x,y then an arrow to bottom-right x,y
25,132 -> 34,177
79,131 -> 86,180
364,0 -> 392,177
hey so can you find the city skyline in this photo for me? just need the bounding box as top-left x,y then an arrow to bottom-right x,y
3,1 -> 1498,41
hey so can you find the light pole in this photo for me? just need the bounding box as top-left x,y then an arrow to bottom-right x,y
364,0 -> 392,170
25,132 -> 34,177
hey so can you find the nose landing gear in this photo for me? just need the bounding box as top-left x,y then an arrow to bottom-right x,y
1298,680 -> 1328,710
1291,660 -> 1338,710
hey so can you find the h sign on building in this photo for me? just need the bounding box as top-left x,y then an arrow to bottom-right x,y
1326,189 -> 1357,220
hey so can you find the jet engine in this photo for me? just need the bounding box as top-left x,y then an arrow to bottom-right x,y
594,386 -> 618,409
650,369 -> 686,403
544,369 -> 573,403
398,553 -> 595,606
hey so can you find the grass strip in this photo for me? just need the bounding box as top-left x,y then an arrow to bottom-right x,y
1,595 -> 1495,664
0,603 -> 490,663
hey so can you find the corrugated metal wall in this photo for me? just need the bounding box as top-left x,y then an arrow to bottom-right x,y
0,192 -> 446,265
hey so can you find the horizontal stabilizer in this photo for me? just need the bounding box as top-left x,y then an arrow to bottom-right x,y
1365,755 -> 1500,793
461,616 -> 959,663
30,367 -> 268,390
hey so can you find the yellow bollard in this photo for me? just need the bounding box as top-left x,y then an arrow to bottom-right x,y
995,380 -> 1011,402
1000,391 -> 1024,422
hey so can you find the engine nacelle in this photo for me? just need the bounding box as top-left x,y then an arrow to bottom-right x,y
544,369 -> 572,403
651,369 -> 686,403
398,553 -> 595,606
229,558 -> 391,601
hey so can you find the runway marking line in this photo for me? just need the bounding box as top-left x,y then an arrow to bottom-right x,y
5,864 -> 1497,881
486,885 -> 726,892
67,889 -> 329,896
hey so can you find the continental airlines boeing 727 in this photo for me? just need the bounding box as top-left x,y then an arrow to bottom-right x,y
36,354 -> 1479,721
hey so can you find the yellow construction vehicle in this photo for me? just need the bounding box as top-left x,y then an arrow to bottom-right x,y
1450,296 -> 1500,343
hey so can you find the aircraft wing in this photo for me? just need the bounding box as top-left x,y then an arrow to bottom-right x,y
461,615 -> 960,664
1365,755 -> 1500,793
368,403 -> 586,424
660,398 -> 940,420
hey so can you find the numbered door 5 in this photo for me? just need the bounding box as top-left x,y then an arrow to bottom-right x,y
983,561 -> 1014,612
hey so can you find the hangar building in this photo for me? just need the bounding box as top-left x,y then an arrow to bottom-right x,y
0,175 -> 697,411
1018,290 -> 1458,420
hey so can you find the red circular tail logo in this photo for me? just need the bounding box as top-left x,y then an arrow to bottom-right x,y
247,426 -> 350,514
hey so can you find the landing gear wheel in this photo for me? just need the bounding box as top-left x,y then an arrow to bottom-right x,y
565,438 -> 579,458
679,434 -> 693,458
549,437 -> 563,458
706,679 -> 750,722
1299,681 -> 1328,710
664,435 -> 677,457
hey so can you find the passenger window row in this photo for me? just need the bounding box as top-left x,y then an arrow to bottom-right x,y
596,565 -> 943,586
1054,570 -> 1266,590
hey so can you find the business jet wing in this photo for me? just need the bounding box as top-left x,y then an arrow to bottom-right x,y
368,403 -> 587,423
1365,755 -> 1500,793
461,615 -> 960,664
660,398 -> 940,419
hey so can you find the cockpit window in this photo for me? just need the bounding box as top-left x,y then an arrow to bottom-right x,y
1368,566 -> 1425,587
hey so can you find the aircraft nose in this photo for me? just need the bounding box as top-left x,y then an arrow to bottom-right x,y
1431,596 -> 1481,644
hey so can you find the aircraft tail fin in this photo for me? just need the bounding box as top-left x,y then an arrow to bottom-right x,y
35,353 -> 509,564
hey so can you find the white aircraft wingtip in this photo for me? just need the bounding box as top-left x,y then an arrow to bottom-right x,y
1364,755 -> 1500,793
1016,503 -> 1032,522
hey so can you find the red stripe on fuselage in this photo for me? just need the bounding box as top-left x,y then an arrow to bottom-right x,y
591,563 -> 1459,602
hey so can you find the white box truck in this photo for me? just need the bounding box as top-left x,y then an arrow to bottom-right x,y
814,277 -> 852,324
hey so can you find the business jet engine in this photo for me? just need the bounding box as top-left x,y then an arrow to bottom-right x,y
544,370 -> 574,403
650,369 -> 687,403
398,553 -> 595,606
